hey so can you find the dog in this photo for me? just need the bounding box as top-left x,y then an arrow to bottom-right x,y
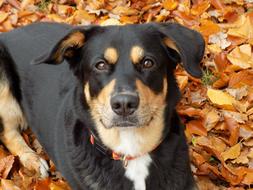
0,22 -> 204,190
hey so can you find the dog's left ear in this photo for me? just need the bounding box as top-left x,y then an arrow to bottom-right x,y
154,23 -> 205,78
31,28 -> 87,65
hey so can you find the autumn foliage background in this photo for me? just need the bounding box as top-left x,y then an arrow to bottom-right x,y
0,0 -> 253,189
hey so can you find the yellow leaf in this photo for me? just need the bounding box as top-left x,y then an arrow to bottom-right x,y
0,12 -> 8,24
71,10 -> 96,23
100,18 -> 122,26
46,14 -> 65,23
1,179 -> 20,190
227,44 -> 253,69
221,143 -> 241,161
176,75 -> 188,91
207,88 -> 235,109
163,0 -> 178,11
20,0 -> 34,10
227,15 -> 253,41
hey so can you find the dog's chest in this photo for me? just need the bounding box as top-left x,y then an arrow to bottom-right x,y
114,130 -> 152,190
125,155 -> 152,190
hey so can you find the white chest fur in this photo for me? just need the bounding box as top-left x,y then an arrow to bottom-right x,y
114,129 -> 152,190
125,155 -> 152,190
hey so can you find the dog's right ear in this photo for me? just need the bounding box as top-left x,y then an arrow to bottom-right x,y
31,28 -> 87,65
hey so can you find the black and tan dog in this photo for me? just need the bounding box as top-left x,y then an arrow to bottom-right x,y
0,22 -> 204,190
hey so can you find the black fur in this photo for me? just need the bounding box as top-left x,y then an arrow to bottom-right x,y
0,22 -> 204,190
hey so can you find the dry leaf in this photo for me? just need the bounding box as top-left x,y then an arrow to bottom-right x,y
221,143 -> 241,161
186,120 -> 207,136
227,44 -> 253,69
0,155 -> 15,179
207,88 -> 235,109
176,75 -> 188,91
1,179 -> 20,190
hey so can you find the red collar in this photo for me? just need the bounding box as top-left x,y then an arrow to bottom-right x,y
89,133 -> 161,167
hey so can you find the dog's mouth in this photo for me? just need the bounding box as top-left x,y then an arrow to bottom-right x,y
100,116 -> 153,129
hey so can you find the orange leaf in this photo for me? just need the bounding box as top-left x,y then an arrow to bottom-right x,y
198,20 -> 220,37
225,116 -> 239,146
214,52 -> 230,73
210,0 -> 225,10
192,151 -> 206,167
163,0 -> 178,11
228,70 -> 253,88
34,179 -> 50,190
191,1 -> 210,16
49,180 -> 71,190
186,120 -> 207,136
173,11 -> 199,27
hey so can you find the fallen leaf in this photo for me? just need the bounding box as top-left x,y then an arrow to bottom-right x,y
227,14 -> 253,41
0,11 -> 8,23
0,155 -> 15,179
207,88 -> 235,109
1,179 -> 20,190
163,0 -> 178,11
186,120 -> 207,136
203,108 -> 220,131
224,116 -> 240,146
228,70 -> 253,88
221,143 -> 241,161
227,44 -> 253,69
198,19 -> 221,37
176,75 -> 188,91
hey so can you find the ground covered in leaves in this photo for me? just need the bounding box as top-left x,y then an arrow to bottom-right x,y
0,0 -> 253,189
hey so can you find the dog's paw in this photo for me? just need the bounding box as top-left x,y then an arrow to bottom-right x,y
19,152 -> 49,178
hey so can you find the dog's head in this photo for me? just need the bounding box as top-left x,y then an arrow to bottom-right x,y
33,23 -> 204,156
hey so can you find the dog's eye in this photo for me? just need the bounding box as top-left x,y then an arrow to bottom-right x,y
95,61 -> 109,71
142,59 -> 154,69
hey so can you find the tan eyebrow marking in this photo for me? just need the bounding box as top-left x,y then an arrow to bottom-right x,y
104,47 -> 118,65
130,46 -> 144,64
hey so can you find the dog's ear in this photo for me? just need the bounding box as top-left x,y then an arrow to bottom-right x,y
154,23 -> 205,78
31,28 -> 87,65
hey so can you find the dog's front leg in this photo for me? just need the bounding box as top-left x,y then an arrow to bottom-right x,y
0,83 -> 49,178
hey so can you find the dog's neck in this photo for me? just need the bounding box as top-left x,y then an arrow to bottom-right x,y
89,128 -> 162,167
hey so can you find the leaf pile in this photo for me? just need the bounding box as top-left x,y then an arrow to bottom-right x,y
1,0 -> 253,189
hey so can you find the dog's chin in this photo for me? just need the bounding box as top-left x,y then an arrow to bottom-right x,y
100,117 -> 153,129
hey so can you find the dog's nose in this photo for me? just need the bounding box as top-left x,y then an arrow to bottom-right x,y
110,93 -> 139,116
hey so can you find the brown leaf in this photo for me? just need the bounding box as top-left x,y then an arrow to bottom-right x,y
34,179 -> 50,190
186,120 -> 207,136
228,70 -> 253,88
224,116 -> 240,146
214,52 -> 230,73
0,155 -> 15,179
212,73 -> 229,89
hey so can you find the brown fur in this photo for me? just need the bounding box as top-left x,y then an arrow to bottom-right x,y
0,79 -> 45,172
130,46 -> 144,64
104,48 -> 118,65
84,80 -> 120,148
55,31 -> 85,63
84,78 -> 168,156
163,38 -> 179,53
